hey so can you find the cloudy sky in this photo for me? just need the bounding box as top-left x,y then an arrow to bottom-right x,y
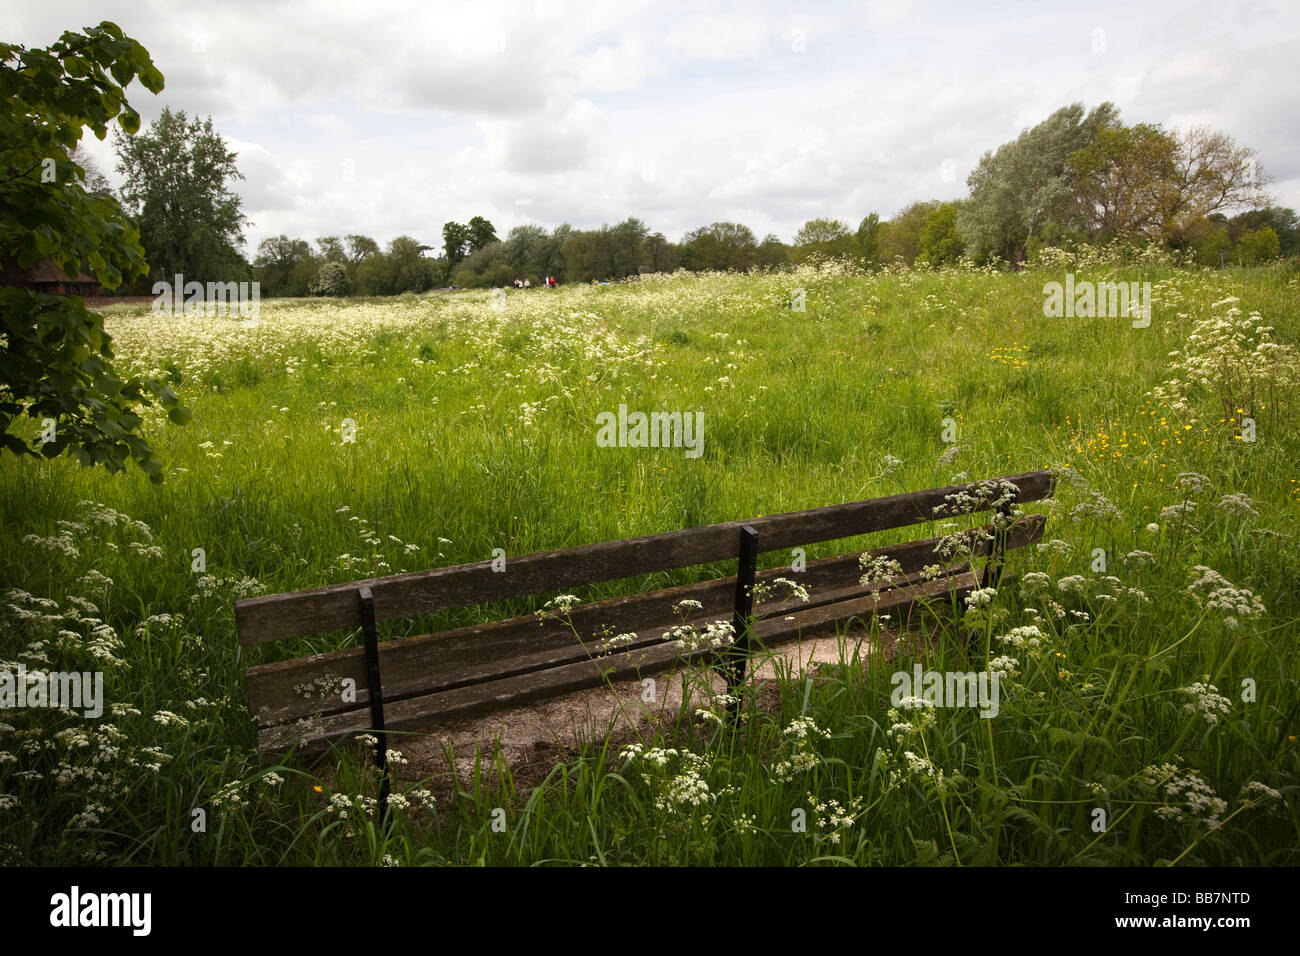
8,0 -> 1299,256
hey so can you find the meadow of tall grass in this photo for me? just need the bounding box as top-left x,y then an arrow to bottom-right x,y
1,253 -> 1296,865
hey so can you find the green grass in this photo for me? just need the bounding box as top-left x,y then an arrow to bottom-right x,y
1,256 -> 1297,865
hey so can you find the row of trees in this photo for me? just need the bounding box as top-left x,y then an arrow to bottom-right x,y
255,193 -> 1294,300
449,209 -> 974,285
253,209 -> 975,296
248,213 -> 947,296
252,234 -> 434,297
67,94 -> 1298,297
259,99 -> 1292,293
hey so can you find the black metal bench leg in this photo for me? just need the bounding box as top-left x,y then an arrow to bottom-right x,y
726,526 -> 760,710
358,586 -> 390,826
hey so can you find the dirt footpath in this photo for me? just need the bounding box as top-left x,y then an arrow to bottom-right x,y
399,626 -> 910,783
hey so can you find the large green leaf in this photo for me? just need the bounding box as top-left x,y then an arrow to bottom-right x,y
1,24 -> 177,481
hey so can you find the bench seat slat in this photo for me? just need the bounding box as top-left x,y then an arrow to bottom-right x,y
258,570 -> 982,755
236,470 -> 1053,645
246,514 -> 1045,728
248,563 -> 962,729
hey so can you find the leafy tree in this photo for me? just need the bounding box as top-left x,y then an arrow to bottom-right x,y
794,218 -> 850,245
1154,126 -> 1272,245
1234,227 -> 1280,265
1,21 -> 189,480
315,235 -> 347,262
755,233 -> 789,270
856,213 -> 883,262
679,222 -> 758,271
561,229 -> 606,283
1064,120 -> 1270,250
309,261 -> 349,296
377,235 -> 433,294
958,102 -> 1120,264
545,224 -> 572,281
113,106 -> 249,283
354,254 -> 389,295
1230,207 -> 1299,256
345,234 -> 380,264
503,224 -> 549,282
877,200 -> 941,265
70,143 -> 112,197
609,217 -> 648,276
558,220 -> 650,282
791,217 -> 855,263
917,202 -> 965,266
441,221 -> 470,267
467,215 -> 498,253
643,231 -> 677,273
475,223 -> 570,285
252,235 -> 314,297
450,239 -> 511,288
1191,220 -> 1234,267
1066,122 -> 1176,241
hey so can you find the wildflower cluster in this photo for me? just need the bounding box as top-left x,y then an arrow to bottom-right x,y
880,747 -> 955,794
3,588 -> 127,671
751,577 -> 811,608
293,672 -> 345,702
1140,760 -> 1227,828
1035,538 -> 1073,558
859,555 -> 903,598
1178,682 -> 1232,725
1186,566 -> 1266,629
620,744 -> 720,813
334,510 -> 426,575
192,573 -> 264,602
932,526 -> 983,562
1069,491 -> 1123,523
884,704 -> 935,742
594,631 -> 637,656
693,692 -> 739,725
1152,300 -> 1300,423
1216,493 -> 1260,519
770,715 -> 831,783
932,479 -> 1020,519
536,594 -> 582,625
806,792 -> 864,846
662,620 -> 735,653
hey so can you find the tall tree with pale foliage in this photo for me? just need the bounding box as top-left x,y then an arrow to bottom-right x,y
958,102 -> 1120,264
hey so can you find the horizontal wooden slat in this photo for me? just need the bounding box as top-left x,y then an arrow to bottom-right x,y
246,514 -> 1046,727
236,470 -> 1053,644
259,570 -> 981,755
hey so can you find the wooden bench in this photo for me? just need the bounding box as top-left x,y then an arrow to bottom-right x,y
234,469 -> 1054,765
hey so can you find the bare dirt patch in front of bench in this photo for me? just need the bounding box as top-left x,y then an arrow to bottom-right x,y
397,622 -> 924,791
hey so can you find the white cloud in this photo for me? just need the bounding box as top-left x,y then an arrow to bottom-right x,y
7,0 -> 1296,250
663,15 -> 772,61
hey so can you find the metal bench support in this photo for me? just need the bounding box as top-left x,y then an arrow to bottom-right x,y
358,586 -> 390,824
726,525 -> 761,698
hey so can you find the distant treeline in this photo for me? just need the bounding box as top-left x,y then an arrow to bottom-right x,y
249,101 -> 1296,298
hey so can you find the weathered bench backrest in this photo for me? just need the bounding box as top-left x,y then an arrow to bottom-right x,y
235,469 -> 1053,645
235,470 -> 1054,754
